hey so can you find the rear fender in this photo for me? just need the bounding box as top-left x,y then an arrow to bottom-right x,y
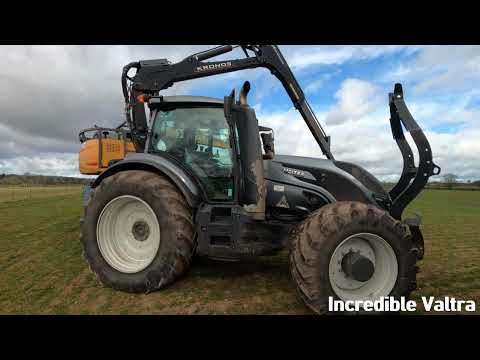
92,153 -> 202,208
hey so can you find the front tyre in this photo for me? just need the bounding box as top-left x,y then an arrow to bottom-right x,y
80,170 -> 195,293
289,201 -> 418,315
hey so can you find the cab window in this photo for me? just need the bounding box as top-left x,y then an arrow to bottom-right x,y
150,106 -> 234,201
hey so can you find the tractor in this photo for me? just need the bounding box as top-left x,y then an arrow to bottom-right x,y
78,45 -> 441,314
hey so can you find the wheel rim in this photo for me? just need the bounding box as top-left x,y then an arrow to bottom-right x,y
97,195 -> 161,274
328,233 -> 398,301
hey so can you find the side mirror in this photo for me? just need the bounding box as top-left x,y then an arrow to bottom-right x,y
259,126 -> 275,160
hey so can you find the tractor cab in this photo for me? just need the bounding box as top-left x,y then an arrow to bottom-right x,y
147,96 -> 235,201
144,83 -> 274,218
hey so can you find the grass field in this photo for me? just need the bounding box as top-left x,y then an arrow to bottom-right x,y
0,188 -> 479,314
0,185 -> 82,203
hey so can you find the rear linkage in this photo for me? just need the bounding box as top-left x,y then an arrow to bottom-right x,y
388,84 -> 441,258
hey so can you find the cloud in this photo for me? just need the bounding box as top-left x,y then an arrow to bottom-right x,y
1,45 -> 478,183
0,45 -> 209,140
0,45 -> 209,176
380,46 -> 480,96
258,105 -> 480,182
304,70 -> 341,94
305,79 -> 326,94
213,46 -> 415,103
0,123 -> 77,160
284,45 -> 416,71
255,76 -> 480,182
255,104 -> 404,180
0,153 -> 79,177
324,78 -> 382,125
256,108 -> 324,159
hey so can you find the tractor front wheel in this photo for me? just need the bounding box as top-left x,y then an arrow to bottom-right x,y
289,201 -> 418,314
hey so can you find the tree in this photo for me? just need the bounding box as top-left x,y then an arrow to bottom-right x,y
443,173 -> 458,190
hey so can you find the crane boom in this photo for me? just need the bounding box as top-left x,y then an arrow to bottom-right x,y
122,45 -> 334,160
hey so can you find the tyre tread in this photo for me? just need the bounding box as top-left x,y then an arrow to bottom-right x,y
80,170 -> 195,293
289,201 -> 418,315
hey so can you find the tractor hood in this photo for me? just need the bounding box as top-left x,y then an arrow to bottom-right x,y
264,155 -> 389,206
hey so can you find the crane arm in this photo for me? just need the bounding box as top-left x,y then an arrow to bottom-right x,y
122,45 -> 334,159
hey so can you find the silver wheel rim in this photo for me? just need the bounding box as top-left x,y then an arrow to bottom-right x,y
97,195 -> 161,274
328,233 -> 398,301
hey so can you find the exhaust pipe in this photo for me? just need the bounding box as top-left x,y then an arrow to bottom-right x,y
239,81 -> 251,105
225,84 -> 266,220
239,81 -> 275,160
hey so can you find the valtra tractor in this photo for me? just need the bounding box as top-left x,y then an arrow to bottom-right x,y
78,45 -> 440,314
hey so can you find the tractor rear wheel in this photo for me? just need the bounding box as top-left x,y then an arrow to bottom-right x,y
80,170 -> 195,293
289,201 -> 418,314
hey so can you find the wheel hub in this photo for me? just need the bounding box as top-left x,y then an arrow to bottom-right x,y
341,251 -> 375,282
132,220 -> 150,242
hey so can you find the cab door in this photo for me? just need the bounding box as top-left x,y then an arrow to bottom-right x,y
149,104 -> 236,202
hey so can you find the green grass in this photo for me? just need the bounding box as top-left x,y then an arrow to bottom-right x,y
404,190 -> 480,314
0,189 -> 478,314
0,185 -> 82,203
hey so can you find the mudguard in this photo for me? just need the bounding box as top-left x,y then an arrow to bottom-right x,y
91,153 -> 202,208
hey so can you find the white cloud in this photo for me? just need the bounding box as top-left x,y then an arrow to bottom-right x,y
255,76 -> 480,182
0,153 -> 80,177
305,79 -> 325,94
380,46 -> 480,96
285,45 -> 416,71
324,78 -> 382,125
408,97 -> 480,129
304,70 -> 341,94
256,108 -> 324,159
1,45 -> 479,183
0,45 -> 210,178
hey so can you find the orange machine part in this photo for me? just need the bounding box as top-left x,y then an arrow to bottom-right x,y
79,138 -> 136,175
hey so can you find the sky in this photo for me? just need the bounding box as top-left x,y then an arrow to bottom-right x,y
0,45 -> 479,182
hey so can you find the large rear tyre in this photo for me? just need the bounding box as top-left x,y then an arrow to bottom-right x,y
80,170 -> 195,293
289,201 -> 418,315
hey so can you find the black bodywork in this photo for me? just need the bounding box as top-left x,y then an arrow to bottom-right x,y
90,45 -> 440,261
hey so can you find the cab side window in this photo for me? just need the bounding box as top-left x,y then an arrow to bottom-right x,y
151,106 -> 235,201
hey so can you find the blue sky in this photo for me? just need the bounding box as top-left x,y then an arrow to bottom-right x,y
0,45 -> 479,181
173,45 -> 480,181
185,46 -> 420,112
